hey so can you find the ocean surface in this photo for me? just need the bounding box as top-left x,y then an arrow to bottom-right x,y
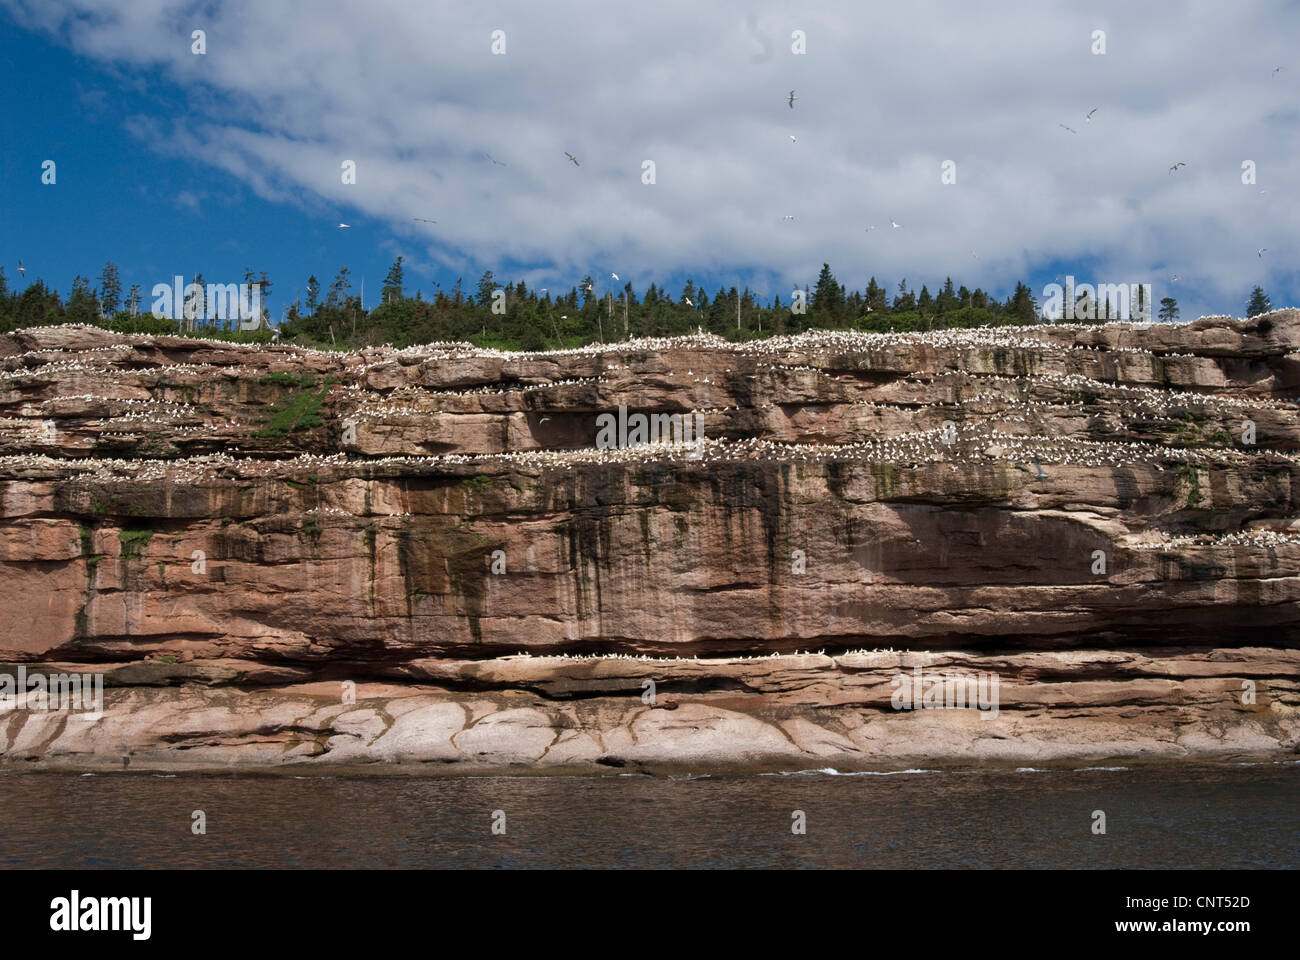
2,763 -> 1296,869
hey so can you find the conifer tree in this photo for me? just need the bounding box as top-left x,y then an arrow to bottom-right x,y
382,257 -> 405,303
98,261 -> 121,315
1246,286 -> 1271,317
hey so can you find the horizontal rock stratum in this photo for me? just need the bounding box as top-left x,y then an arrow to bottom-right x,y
1,313 -> 1298,772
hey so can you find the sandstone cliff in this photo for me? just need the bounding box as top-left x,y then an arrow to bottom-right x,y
1,313 -> 1298,772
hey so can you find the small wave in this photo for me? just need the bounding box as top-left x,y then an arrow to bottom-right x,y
79,773 -> 95,777
763,767 -> 939,777
1075,766 -> 1130,772
1014,767 -> 1046,773
836,768 -> 940,776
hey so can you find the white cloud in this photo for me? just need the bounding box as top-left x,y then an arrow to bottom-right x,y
5,0 -> 1298,316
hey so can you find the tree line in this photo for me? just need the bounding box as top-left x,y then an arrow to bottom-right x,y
0,259 -> 1279,351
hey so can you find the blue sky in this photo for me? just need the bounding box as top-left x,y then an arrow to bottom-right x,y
0,18 -> 419,318
1,1 -> 1296,325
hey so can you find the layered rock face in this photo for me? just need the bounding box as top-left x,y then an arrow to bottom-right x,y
1,313 -> 1298,772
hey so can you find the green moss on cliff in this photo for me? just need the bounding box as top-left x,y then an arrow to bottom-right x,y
871,462 -> 899,499
118,527 -> 154,559
254,375 -> 336,436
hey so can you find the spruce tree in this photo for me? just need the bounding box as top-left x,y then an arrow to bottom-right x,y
812,263 -> 842,320
382,257 -> 405,303
98,262 -> 121,315
1246,286 -> 1271,317
328,267 -> 351,308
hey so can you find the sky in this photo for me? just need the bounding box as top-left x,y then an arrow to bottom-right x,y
0,0 -> 1296,324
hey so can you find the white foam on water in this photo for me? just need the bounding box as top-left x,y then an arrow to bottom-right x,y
764,767 -> 939,777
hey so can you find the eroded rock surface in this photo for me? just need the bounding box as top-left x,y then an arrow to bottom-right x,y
1,313 -> 1298,771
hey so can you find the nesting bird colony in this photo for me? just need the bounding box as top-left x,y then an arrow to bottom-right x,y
2,310 -> 1300,658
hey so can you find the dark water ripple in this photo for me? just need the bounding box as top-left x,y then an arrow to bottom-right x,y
1,764 -> 1296,869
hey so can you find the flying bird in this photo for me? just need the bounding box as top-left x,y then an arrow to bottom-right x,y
684,297 -> 694,307
1171,275 -> 1181,282
787,90 -> 798,108
782,215 -> 796,221
338,223 -> 351,228
611,273 -> 619,281
16,260 -> 24,277
1085,108 -> 1098,122
1258,247 -> 1268,258
412,218 -> 437,224
565,152 -> 580,166
1273,66 -> 1284,77
1059,124 -> 1077,134
1168,162 -> 1186,173
789,135 -> 797,143
484,153 -> 507,166
890,220 -> 902,229
1032,457 -> 1050,481
864,225 -> 875,232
